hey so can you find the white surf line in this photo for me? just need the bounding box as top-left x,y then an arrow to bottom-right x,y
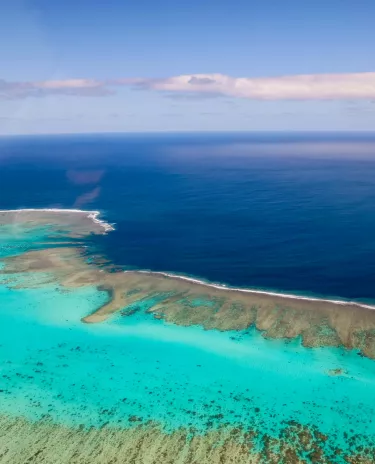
128,270 -> 375,310
0,208 -> 115,232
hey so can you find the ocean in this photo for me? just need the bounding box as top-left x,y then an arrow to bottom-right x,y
1,132 -> 375,462
1,132 -> 375,301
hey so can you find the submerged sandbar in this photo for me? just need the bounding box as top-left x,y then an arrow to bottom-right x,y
1,208 -> 375,358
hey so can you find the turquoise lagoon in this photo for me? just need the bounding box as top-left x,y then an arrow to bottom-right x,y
1,226 -> 375,461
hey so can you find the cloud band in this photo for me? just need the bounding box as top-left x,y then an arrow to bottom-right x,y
1,72 -> 375,101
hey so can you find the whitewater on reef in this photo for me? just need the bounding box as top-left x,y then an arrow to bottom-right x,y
0,208 -> 115,233
133,270 -> 375,310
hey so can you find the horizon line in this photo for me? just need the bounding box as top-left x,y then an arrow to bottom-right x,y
1,129 -> 375,139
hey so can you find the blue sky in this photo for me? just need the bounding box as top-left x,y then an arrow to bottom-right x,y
1,0 -> 375,134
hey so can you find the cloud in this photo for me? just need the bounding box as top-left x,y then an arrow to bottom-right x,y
0,78 -> 110,99
162,91 -> 225,101
1,72 -> 375,101
188,76 -> 217,85
132,72 -> 375,100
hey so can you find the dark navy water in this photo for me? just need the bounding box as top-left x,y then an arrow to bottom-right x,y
1,132 -> 375,301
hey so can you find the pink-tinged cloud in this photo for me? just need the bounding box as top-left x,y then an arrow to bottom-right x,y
0,78 -> 110,99
1,72 -> 375,100
35,79 -> 101,89
129,72 -> 375,100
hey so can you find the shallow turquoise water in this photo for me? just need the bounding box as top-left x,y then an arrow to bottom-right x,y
1,228 -> 375,460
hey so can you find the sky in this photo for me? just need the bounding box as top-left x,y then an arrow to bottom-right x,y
1,0 -> 375,134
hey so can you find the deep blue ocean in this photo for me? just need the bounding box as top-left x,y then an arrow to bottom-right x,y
1,132 -> 375,301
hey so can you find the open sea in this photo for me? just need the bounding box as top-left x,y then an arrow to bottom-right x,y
1,132 -> 375,300
1,132 -> 375,462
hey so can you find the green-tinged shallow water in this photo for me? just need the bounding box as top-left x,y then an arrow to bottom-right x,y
1,227 -> 375,462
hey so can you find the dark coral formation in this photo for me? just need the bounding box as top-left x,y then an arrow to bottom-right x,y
0,415 -> 374,464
